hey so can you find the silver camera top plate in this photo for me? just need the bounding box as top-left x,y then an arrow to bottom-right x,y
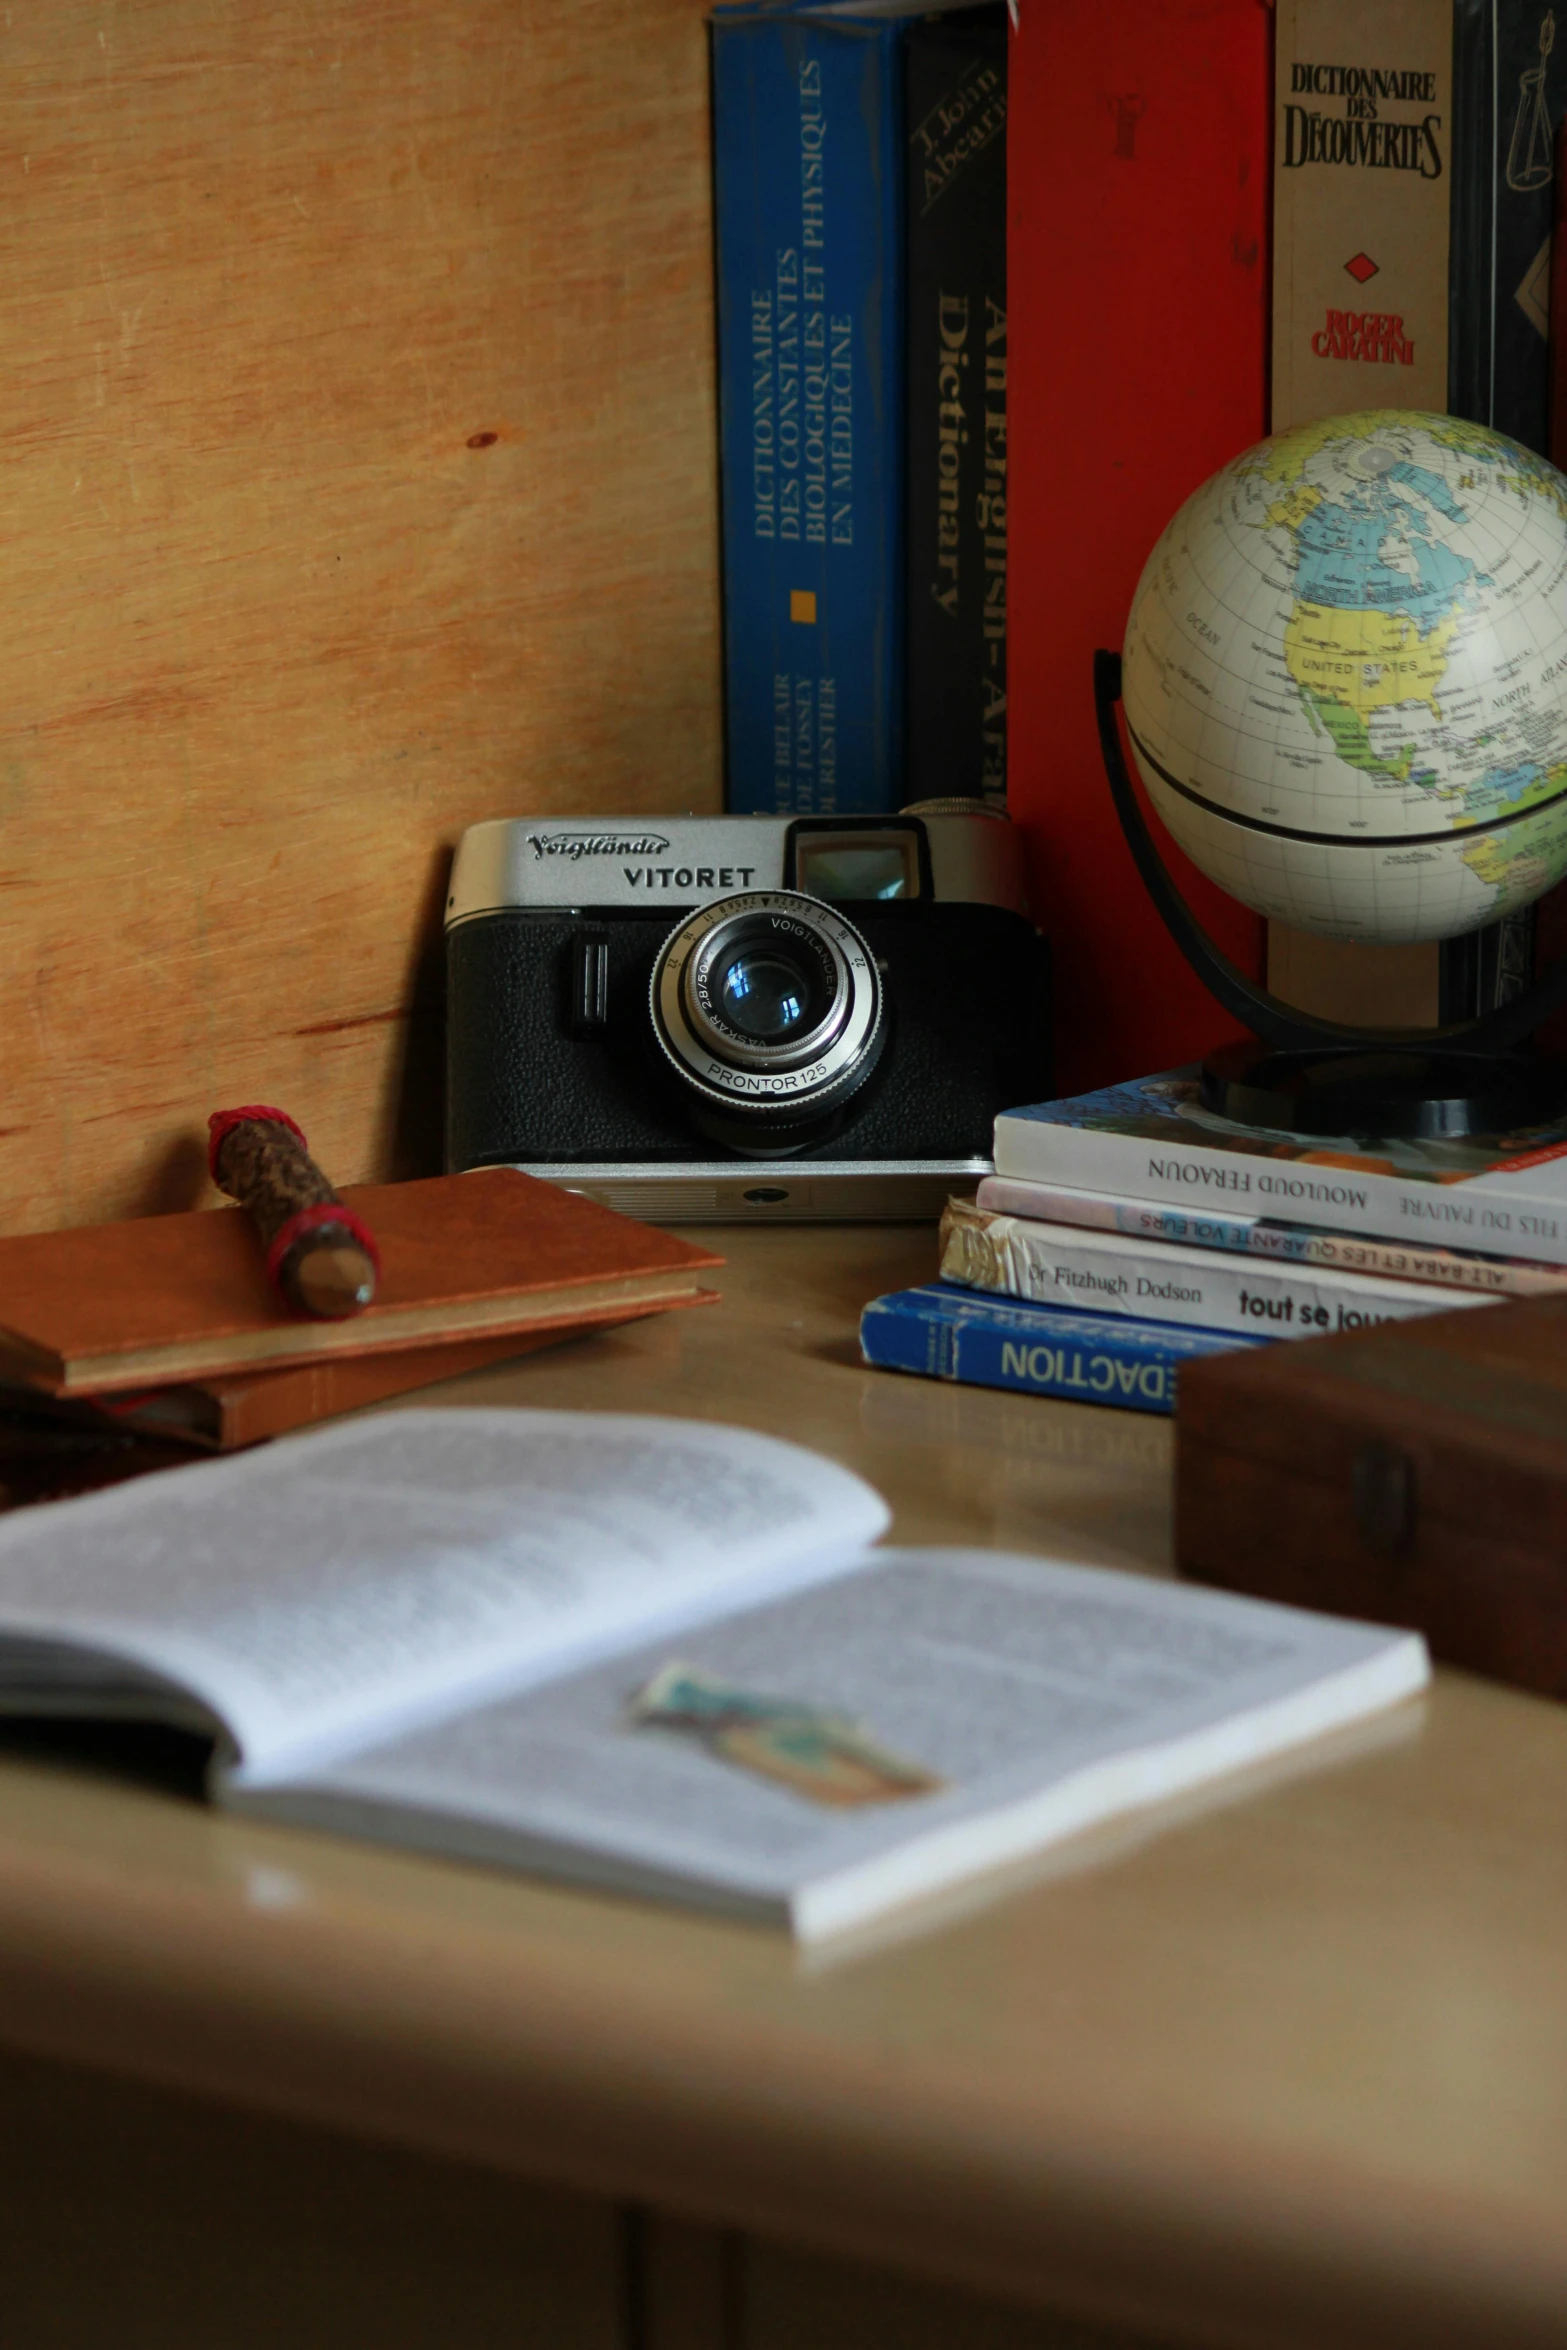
445,806 -> 1029,926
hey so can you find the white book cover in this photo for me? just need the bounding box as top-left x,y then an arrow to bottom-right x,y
993,1069 -> 1567,1267
974,1174 -> 1567,1299
940,1200 -> 1495,1340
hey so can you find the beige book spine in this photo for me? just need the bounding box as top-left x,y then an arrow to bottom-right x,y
1271,0 -> 1454,429
1268,0 -> 1455,1027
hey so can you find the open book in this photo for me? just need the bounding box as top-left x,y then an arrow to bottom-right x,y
0,1410 -> 1428,1941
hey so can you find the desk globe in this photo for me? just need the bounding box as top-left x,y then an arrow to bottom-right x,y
1098,409 -> 1567,1136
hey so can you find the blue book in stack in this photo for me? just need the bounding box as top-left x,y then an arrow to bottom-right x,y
711,0 -> 907,814
860,1285 -> 1265,1418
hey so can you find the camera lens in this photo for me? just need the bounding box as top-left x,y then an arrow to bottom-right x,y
714,946 -> 822,1043
650,890 -> 885,1153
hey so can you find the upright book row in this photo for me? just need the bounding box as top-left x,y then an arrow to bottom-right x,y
710,0 -> 1007,816
1008,0 -> 1567,1093
710,1 -> 1567,1074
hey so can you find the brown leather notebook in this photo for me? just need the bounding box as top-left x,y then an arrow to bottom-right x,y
0,1169 -> 722,1395
0,1301 -> 705,1507
102,1299 -> 703,1448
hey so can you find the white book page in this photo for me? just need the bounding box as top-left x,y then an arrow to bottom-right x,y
0,1409 -> 889,1778
253,1550 -> 1428,1938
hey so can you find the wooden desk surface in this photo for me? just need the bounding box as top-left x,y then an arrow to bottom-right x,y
0,1225 -> 1563,2350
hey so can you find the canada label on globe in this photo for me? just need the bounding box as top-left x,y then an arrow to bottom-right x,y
1121,409 -> 1567,944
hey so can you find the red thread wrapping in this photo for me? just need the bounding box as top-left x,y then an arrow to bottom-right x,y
266,1200 -> 382,1295
207,1104 -> 309,1183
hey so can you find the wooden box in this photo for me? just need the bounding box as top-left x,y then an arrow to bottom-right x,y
1176,1298 -> 1567,1699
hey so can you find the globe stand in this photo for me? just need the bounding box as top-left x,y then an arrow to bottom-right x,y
1095,651 -> 1567,1139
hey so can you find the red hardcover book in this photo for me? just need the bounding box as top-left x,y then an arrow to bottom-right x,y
1008,0 -> 1270,1093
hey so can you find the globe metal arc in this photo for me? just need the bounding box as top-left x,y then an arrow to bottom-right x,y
1122,409 -> 1567,946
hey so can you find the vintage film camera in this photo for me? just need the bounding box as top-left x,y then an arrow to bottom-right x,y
444,802 -> 1051,1219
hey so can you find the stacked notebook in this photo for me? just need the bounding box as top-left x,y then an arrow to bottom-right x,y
859,1069 -> 1567,1415
0,1170 -> 720,1500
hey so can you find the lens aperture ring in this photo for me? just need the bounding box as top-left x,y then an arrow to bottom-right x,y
650,890 -> 884,1122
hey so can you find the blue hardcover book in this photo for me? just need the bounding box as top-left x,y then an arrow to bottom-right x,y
711,0 -> 906,812
859,1284 -> 1265,1416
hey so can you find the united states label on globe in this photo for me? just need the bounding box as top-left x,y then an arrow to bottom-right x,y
1121,409 -> 1567,945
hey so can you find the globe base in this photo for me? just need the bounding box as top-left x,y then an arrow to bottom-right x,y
1200,1040 -> 1567,1141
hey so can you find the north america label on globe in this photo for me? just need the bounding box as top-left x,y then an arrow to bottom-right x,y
1121,409 -> 1567,944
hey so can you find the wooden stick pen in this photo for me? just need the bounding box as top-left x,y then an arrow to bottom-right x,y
208,1106 -> 380,1319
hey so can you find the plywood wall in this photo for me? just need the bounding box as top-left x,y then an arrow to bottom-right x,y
0,0 -> 721,1233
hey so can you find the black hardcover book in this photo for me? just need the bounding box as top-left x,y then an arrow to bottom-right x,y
1449,0 -> 1561,453
904,9 -> 1007,810
1444,0 -> 1563,1020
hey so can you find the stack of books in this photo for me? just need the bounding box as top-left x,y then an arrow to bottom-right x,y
0,1172 -> 721,1505
861,1070 -> 1567,1415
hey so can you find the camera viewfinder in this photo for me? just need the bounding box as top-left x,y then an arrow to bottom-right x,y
791,832 -> 920,904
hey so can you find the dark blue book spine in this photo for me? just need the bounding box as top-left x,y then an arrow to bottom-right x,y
711,6 -> 905,814
1444,0 -> 1560,1022
905,9 -> 1007,810
859,1287 -> 1263,1417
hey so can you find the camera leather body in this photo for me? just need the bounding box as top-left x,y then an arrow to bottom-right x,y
447,901 -> 1050,1170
